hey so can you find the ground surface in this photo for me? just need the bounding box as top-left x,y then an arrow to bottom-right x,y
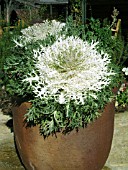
103,110 -> 128,170
0,109 -> 128,170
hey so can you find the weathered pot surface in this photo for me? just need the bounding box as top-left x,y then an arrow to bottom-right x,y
12,101 -> 115,170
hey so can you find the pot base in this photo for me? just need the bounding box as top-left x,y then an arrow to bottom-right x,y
12,101 -> 115,170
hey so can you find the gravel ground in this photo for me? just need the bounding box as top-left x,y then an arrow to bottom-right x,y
0,108 -> 128,170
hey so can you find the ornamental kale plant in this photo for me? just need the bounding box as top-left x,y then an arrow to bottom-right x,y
13,20 -> 65,47
3,17 -> 119,136
24,36 -> 114,104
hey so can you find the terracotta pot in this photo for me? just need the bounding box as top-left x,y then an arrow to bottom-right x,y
12,101 -> 115,170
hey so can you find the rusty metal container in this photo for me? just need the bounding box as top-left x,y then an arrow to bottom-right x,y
12,101 -> 115,170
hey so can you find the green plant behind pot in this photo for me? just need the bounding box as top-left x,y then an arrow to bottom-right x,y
116,85 -> 128,111
116,68 -> 128,111
83,17 -> 126,67
0,25 -> 25,86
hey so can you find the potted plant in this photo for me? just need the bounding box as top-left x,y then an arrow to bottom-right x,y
3,17 -> 121,170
